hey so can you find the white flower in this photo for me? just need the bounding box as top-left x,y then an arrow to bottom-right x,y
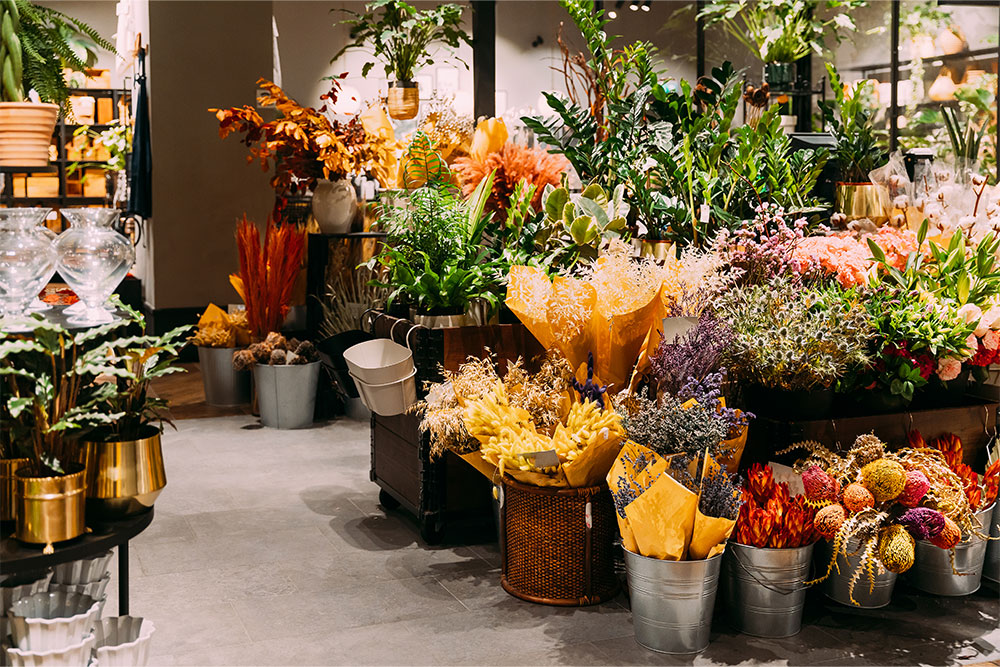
833,13 -> 854,30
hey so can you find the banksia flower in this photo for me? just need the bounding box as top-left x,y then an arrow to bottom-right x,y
850,433 -> 885,468
878,525 -> 915,574
930,516 -> 962,550
897,470 -> 931,507
803,465 -> 839,503
898,507 -> 946,541
861,459 -> 907,502
815,504 -> 846,539
843,483 -> 874,513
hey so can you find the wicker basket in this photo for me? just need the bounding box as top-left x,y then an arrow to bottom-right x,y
498,476 -> 620,606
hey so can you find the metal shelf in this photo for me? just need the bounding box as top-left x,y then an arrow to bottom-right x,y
844,47 -> 998,74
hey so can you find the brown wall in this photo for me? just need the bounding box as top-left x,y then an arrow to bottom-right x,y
147,0 -> 273,310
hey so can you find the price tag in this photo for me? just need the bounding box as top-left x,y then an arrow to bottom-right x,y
522,449 -> 560,469
585,501 -> 593,529
699,203 -> 710,223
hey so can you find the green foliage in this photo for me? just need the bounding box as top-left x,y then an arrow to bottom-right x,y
371,174 -> 505,315
941,103 -> 989,165
1,0 -> 114,110
819,63 -> 885,182
699,0 -> 865,64
401,130 -> 451,190
331,0 -> 471,81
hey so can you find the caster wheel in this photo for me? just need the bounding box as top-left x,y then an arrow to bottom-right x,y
379,489 -> 401,510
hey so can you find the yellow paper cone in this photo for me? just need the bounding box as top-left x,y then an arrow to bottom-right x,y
505,265 -> 555,349
563,432 -> 622,489
688,510 -> 736,560
624,472 -> 698,560
549,276 -> 597,375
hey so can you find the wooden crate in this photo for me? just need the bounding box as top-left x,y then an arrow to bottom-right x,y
746,398 -> 999,470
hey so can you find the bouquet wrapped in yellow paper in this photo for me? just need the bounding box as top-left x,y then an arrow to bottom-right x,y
608,443 -> 741,561
190,303 -> 250,348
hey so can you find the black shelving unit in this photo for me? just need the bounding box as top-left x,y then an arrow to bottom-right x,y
0,87 -> 132,229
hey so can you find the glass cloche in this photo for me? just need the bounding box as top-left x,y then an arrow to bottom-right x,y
56,208 -> 135,325
0,208 -> 58,330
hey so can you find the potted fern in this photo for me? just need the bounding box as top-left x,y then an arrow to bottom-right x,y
0,0 -> 113,166
331,0 -> 471,120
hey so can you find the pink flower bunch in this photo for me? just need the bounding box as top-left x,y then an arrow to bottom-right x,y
861,227 -> 921,270
792,235 -> 870,287
722,203 -> 811,285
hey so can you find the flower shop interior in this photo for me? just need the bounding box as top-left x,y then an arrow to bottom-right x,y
1,0 -> 1000,665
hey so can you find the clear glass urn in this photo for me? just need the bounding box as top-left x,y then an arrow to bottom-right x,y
56,208 -> 134,325
0,208 -> 58,330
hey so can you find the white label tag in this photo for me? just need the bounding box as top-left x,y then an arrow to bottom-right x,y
522,450 -> 560,469
699,204 -> 710,223
585,501 -> 593,529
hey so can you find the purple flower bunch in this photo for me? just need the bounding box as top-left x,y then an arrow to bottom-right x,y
898,507 -> 946,541
699,467 -> 743,520
679,370 -> 753,438
720,203 -> 812,286
650,314 -> 732,396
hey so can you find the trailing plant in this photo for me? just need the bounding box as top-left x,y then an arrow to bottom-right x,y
819,64 -> 885,182
699,0 -> 864,64
0,0 -> 114,111
331,0 -> 471,81
0,312 -> 133,474
231,215 -> 306,342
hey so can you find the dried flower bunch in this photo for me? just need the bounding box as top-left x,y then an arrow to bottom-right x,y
190,309 -> 249,349
649,315 -> 732,397
735,463 -> 817,549
413,352 -> 575,460
454,143 -> 569,218
909,431 -> 1000,516
232,332 -> 318,370
618,393 -> 730,460
659,246 -> 737,317
699,466 -> 743,521
719,277 -> 872,391
717,203 -> 813,287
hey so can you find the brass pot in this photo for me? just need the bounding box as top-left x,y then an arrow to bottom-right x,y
387,81 -> 419,120
835,182 -> 889,224
638,240 -> 673,261
15,463 -> 87,551
79,429 -> 166,521
1,458 -> 30,522
0,102 -> 60,167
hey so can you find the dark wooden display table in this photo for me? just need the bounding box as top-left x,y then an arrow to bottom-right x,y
1,508 -> 154,615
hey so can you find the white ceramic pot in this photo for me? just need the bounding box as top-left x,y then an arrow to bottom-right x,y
93,617 -> 155,667
6,633 -> 94,667
51,552 -> 113,585
311,179 -> 357,234
8,592 -> 100,652
47,575 -> 111,603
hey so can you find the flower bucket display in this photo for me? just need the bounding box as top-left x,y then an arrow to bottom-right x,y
724,543 -> 814,638
819,537 -> 898,608
254,361 -> 321,429
343,338 -> 417,416
624,548 -> 723,654
198,346 -> 251,407
907,504 -> 995,596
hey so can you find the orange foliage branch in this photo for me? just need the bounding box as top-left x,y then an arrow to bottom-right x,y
233,215 -> 305,342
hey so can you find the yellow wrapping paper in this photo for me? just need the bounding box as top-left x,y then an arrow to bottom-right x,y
625,472 -> 697,561
717,423 -> 748,475
197,303 -> 250,347
562,429 -> 623,489
549,276 -> 598,375
505,265 -> 554,349
469,117 -> 508,162
359,104 -> 398,189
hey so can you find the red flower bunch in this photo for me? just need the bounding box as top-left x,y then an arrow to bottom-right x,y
736,463 -> 817,548
878,342 -> 935,381
927,432 -> 1000,511
967,338 -> 999,367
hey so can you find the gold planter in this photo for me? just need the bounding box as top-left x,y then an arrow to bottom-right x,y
1,458 -> 30,522
638,240 -> 673,261
15,463 -> 87,551
387,81 -> 419,121
835,182 -> 889,225
0,102 -> 59,167
79,430 -> 166,521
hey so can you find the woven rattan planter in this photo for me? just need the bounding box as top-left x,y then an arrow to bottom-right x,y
498,476 -> 620,606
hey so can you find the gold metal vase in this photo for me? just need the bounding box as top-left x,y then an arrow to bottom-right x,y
387,81 -> 419,120
79,429 -> 166,521
1,457 -> 30,522
15,463 -> 87,552
638,240 -> 673,262
835,182 -> 889,224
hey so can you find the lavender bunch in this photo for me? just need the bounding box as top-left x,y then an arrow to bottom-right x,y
611,449 -> 661,518
699,467 -> 743,520
678,370 -> 753,438
619,394 -> 729,459
650,315 -> 732,397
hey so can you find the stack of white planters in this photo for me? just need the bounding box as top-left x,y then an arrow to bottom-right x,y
1,552 -> 154,666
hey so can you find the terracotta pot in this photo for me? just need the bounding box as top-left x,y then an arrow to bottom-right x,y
78,427 -> 167,521
835,182 -> 889,224
1,457 -> 30,522
0,102 -> 59,167
387,81 -> 419,120
14,463 -> 87,552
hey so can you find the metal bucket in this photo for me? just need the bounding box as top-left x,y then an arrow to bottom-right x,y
908,504 -> 995,596
198,346 -> 250,407
623,548 -> 722,654
985,505 -> 999,584
723,542 -> 814,638
818,538 -> 897,608
254,362 -> 321,429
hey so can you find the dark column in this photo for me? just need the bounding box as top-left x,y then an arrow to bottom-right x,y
696,0 -> 705,78
889,0 -> 900,152
472,0 -> 496,121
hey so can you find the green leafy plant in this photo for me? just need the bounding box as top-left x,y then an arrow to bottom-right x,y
941,104 -> 989,166
67,118 -> 131,176
0,0 -> 114,110
699,0 -> 865,64
371,173 -> 505,315
331,0 -> 471,81
819,63 -> 885,182
0,314 -> 129,474
401,130 -> 451,190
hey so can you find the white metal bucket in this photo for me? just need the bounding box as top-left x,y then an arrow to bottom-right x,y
723,542 -> 814,637
350,368 -> 417,417
908,504 -> 995,596
818,538 -> 897,608
342,338 -> 414,386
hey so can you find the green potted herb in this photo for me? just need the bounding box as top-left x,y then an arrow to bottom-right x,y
0,0 -> 113,166
819,64 -> 888,224
699,0 -> 863,88
331,0 -> 471,120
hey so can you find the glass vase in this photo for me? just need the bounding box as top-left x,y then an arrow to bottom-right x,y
0,208 -> 58,330
56,208 -> 134,325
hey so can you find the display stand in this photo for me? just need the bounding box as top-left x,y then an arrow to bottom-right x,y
0,508 -> 153,615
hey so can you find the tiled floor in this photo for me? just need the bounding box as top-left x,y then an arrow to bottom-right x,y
101,411 -> 1000,667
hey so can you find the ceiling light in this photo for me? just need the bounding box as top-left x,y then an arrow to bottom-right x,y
629,1 -> 639,11
640,0 -> 650,10
608,10 -> 617,18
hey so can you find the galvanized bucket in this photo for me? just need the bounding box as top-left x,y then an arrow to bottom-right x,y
723,542 -> 814,638
623,548 -> 722,654
198,346 -> 250,407
985,505 -> 999,584
908,504 -> 995,596
818,538 -> 897,608
253,362 -> 321,429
